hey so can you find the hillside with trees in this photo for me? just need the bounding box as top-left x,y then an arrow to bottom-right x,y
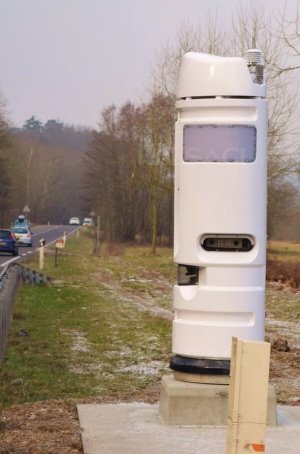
0,109 -> 93,227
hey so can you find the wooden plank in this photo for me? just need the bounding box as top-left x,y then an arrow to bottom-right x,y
226,337 -> 270,454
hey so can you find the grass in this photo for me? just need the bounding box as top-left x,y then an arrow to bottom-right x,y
1,234 -> 299,408
267,240 -> 300,289
0,232 -> 173,408
266,289 -> 300,321
267,240 -> 300,260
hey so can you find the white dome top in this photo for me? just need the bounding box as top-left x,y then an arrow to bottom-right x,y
177,52 -> 266,99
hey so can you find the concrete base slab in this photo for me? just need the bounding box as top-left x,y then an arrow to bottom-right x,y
77,403 -> 300,454
159,374 -> 278,426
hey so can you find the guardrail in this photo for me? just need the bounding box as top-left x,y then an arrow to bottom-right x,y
0,264 -> 52,361
0,264 -> 22,361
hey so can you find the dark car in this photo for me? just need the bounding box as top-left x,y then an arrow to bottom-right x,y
0,229 -> 19,256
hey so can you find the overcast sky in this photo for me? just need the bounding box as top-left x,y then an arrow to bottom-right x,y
0,0 -> 297,129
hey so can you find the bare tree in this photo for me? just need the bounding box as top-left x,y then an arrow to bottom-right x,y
267,180 -> 299,239
82,97 -> 176,247
230,3 -> 298,158
144,94 -> 174,253
150,4 -> 300,239
82,5 -> 300,246
0,94 -> 12,226
229,3 -> 300,237
82,103 -> 151,242
151,14 -> 229,98
277,1 -> 300,74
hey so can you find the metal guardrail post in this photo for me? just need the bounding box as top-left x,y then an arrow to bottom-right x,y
0,263 -> 51,361
0,265 -> 21,361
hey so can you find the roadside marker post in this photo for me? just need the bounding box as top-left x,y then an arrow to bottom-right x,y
39,238 -> 46,270
54,237 -> 65,266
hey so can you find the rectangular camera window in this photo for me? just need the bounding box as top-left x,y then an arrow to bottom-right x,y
183,124 -> 256,163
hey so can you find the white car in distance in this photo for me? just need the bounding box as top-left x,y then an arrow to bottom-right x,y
83,217 -> 94,226
69,217 -> 80,225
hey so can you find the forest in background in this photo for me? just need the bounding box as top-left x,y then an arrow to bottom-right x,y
0,3 -> 300,249
0,115 -> 91,227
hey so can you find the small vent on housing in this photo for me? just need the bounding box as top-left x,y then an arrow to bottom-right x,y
245,49 -> 264,85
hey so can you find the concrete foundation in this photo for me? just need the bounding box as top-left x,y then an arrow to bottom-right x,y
78,403 -> 300,454
159,374 -> 278,426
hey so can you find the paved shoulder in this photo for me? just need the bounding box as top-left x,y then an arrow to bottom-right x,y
77,403 -> 300,454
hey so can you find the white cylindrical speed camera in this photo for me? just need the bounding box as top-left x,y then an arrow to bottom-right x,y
171,50 -> 268,375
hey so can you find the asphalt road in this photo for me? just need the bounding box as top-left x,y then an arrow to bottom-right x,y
0,224 -> 79,268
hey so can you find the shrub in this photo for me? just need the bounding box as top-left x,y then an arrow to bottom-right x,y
267,258 -> 300,289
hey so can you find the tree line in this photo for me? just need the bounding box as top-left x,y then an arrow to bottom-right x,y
0,113 -> 92,227
0,3 -> 300,248
81,97 -> 174,251
82,3 -> 300,248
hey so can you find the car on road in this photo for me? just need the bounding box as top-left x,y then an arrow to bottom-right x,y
13,214 -> 30,228
69,217 -> 80,225
83,217 -> 94,226
13,226 -> 33,247
0,229 -> 19,256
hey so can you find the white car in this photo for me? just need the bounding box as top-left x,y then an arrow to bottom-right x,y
69,217 -> 80,225
13,226 -> 33,247
83,217 -> 94,226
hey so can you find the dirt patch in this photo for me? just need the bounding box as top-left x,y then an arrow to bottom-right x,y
60,329 -> 91,353
0,400 -> 82,453
0,385 -> 161,454
266,314 -> 300,405
269,348 -> 300,405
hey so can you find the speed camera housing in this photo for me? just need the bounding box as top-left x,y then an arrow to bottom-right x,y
171,50 -> 268,375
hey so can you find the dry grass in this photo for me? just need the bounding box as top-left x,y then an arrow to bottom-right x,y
267,240 -> 300,290
267,259 -> 300,289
